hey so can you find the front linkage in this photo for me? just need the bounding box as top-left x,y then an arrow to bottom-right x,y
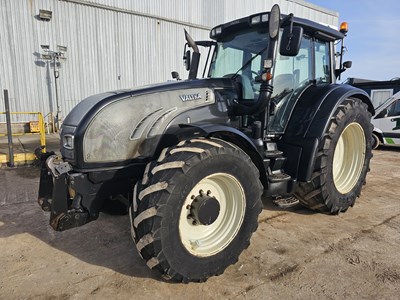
37,152 -> 94,231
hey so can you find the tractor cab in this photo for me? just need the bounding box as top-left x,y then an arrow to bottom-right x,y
183,7 -> 350,136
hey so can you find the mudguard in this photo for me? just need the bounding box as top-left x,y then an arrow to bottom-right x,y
279,84 -> 374,182
179,124 -> 269,187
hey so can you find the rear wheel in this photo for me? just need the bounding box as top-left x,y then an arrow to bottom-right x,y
130,138 -> 263,282
295,98 -> 373,213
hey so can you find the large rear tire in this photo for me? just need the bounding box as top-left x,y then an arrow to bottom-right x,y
130,138 -> 263,282
295,98 -> 373,213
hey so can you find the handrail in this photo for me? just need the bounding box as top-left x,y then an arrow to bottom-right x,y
0,112 -> 46,153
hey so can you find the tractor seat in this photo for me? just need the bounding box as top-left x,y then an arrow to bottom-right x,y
234,74 -> 255,101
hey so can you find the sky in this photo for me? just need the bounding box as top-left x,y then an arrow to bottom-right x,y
307,0 -> 400,82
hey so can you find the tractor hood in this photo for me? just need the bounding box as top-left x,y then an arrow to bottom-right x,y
60,78 -> 233,168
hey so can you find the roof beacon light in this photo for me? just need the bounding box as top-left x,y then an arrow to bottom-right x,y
340,22 -> 348,34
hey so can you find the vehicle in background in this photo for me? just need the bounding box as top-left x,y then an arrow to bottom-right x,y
347,77 -> 400,108
372,91 -> 400,148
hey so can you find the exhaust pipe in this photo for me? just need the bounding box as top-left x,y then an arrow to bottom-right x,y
184,30 -> 200,80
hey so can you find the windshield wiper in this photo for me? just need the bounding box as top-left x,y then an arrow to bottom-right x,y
232,45 -> 269,79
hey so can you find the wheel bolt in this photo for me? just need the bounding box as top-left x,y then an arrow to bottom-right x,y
186,204 -> 191,209
191,195 -> 195,199
207,190 -> 211,195
199,189 -> 204,195
187,214 -> 193,219
192,220 -> 197,225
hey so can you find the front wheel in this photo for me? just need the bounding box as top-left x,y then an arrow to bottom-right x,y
130,138 -> 263,282
295,98 -> 373,213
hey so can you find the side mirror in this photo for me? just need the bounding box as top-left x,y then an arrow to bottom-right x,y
269,4 -> 281,40
171,71 -> 181,80
279,26 -> 303,56
183,50 -> 191,71
335,60 -> 352,77
343,61 -> 352,69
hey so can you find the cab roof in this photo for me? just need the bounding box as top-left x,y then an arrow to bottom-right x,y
210,12 -> 344,42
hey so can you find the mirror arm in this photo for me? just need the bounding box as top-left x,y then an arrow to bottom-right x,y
338,38 -> 345,80
281,13 -> 294,30
335,68 -> 346,77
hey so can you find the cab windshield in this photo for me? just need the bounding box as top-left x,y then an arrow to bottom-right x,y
208,28 -> 330,134
209,29 -> 269,78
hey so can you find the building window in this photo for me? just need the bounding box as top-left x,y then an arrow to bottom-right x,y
371,89 -> 393,107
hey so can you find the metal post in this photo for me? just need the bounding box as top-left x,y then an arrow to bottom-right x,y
53,54 -> 61,131
4,90 -> 15,167
38,112 -> 47,153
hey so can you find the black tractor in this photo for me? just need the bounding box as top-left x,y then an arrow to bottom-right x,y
38,5 -> 374,282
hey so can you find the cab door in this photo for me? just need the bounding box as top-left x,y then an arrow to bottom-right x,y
373,98 -> 400,145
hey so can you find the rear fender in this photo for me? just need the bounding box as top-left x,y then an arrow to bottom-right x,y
280,84 -> 373,181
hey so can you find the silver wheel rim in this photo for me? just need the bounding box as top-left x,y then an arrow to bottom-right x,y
179,173 -> 245,257
333,122 -> 366,194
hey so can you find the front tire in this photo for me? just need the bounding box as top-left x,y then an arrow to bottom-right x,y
130,138 -> 263,282
295,98 -> 373,213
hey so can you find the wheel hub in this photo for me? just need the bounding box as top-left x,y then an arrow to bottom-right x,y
333,122 -> 366,194
189,190 -> 220,225
179,173 -> 246,257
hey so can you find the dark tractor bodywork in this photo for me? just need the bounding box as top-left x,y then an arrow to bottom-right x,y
38,8 -> 373,242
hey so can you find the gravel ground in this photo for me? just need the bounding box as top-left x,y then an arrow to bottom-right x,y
0,147 -> 399,299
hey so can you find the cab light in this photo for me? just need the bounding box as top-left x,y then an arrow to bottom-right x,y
263,59 -> 273,69
251,15 -> 261,24
63,134 -> 74,150
340,22 -> 348,34
261,14 -> 269,22
262,72 -> 273,81
210,27 -> 222,38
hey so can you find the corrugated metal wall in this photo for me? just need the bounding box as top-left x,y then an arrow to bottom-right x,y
0,0 -> 338,123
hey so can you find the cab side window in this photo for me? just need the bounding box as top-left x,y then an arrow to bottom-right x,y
314,39 -> 331,83
272,35 -> 312,97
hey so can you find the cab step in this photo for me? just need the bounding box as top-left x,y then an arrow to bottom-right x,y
265,149 -> 283,157
265,142 -> 283,158
272,196 -> 300,209
268,172 -> 291,183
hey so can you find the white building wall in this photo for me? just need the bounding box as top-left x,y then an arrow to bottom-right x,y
0,0 -> 338,122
